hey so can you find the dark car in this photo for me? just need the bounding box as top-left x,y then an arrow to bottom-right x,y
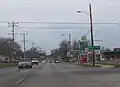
49,60 -> 53,63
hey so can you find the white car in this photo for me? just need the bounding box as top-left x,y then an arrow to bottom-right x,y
18,59 -> 32,69
55,60 -> 60,63
32,58 -> 39,65
100,58 -> 105,60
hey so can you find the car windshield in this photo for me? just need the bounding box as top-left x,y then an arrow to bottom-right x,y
0,0 -> 120,87
20,59 -> 31,62
32,58 -> 38,60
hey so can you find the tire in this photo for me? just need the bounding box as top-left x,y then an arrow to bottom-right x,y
30,66 -> 32,68
18,66 -> 21,69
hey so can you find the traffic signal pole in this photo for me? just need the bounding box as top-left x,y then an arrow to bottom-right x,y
89,4 -> 95,66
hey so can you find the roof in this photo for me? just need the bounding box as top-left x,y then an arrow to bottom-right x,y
103,51 -> 120,56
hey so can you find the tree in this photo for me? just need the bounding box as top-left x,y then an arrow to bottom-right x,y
59,39 -> 69,57
25,47 -> 46,58
0,37 -> 22,57
0,37 -> 22,62
51,48 -> 58,59
50,39 -> 69,60
72,39 -> 79,50
106,48 -> 111,51
71,39 -> 80,58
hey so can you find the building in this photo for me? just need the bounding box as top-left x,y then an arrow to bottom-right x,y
102,48 -> 120,60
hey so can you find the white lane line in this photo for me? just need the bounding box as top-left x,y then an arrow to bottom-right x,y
15,78 -> 25,85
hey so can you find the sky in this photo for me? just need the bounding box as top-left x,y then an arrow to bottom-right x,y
0,0 -> 120,53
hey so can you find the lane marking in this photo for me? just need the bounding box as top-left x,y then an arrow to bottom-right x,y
15,78 -> 25,85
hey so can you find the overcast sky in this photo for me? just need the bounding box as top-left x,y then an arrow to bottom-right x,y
0,0 -> 120,53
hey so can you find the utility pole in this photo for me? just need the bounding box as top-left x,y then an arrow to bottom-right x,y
89,4 -> 95,66
21,33 -> 28,58
8,21 -> 18,62
32,42 -> 36,48
23,33 -> 26,58
68,34 -> 72,63
61,33 -> 72,63
12,22 -> 15,61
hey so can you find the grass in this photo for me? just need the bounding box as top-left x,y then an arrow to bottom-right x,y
97,63 -> 115,65
114,64 -> 120,68
97,60 -> 115,65
0,63 -> 17,69
76,63 -> 101,67
82,64 -> 101,67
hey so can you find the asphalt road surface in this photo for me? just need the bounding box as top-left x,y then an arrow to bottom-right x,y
1,62 -> 120,87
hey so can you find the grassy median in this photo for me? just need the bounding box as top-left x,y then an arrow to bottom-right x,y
82,64 -> 101,67
76,63 -> 101,67
0,63 -> 17,69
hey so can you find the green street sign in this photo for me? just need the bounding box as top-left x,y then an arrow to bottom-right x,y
88,46 -> 100,50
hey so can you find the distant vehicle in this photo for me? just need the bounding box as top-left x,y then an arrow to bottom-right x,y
18,58 -> 32,69
49,60 -> 53,63
100,58 -> 105,61
55,60 -> 60,63
32,58 -> 39,65
0,59 -> 8,63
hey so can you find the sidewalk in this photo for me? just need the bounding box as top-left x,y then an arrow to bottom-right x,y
97,64 -> 114,68
74,62 -> 114,68
62,62 -> 115,68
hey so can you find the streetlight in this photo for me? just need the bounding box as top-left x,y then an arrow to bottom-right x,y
77,4 -> 95,65
61,33 -> 72,63
61,33 -> 71,48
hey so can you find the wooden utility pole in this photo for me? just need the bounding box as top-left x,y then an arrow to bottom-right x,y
8,21 -> 18,62
21,33 -> 28,58
89,4 -> 95,66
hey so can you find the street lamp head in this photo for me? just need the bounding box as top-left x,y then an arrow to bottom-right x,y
61,33 -> 65,36
77,10 -> 89,15
77,10 -> 82,13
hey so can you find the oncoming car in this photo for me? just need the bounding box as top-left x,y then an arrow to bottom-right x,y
32,58 -> 39,65
18,58 -> 33,69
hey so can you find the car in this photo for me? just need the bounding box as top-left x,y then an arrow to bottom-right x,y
49,60 -> 53,63
32,58 -> 39,65
0,59 -> 8,63
100,58 -> 105,61
18,58 -> 33,69
49,61 -> 53,63
55,60 -> 60,63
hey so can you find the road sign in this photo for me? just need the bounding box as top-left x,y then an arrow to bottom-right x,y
88,46 -> 100,50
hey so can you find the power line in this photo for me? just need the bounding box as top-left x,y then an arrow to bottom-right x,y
19,21 -> 118,24
0,21 -> 118,24
17,27 -> 90,29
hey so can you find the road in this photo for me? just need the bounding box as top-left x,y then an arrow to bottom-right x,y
1,62 -> 120,87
